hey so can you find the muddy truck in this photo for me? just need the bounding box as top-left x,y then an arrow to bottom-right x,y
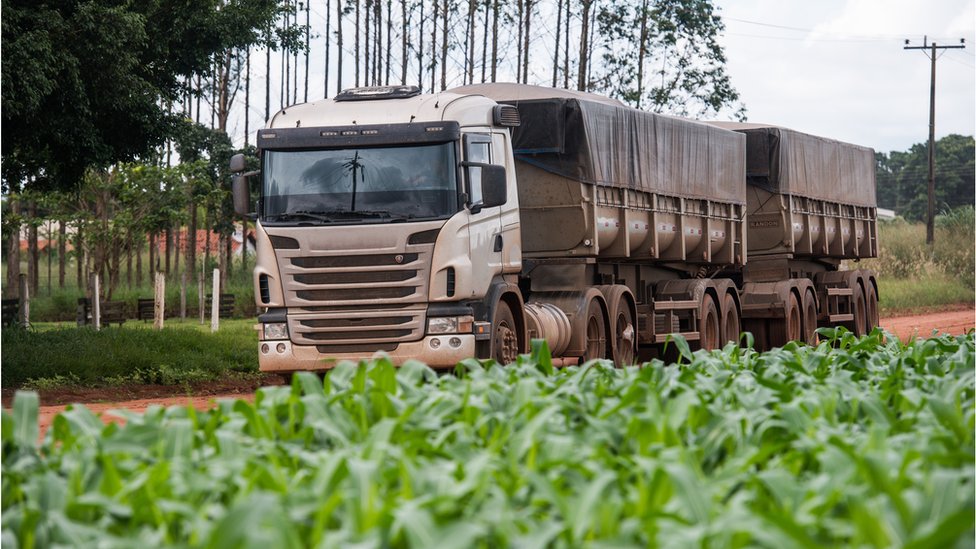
230,83 -> 878,372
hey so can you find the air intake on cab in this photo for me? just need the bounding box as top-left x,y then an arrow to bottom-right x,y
493,105 -> 521,127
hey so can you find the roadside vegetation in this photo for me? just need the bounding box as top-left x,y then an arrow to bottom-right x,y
861,206 -> 975,315
1,320 -> 257,390
4,331 -> 973,547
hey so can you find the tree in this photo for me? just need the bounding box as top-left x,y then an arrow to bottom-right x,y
2,0 -> 286,194
876,134 -> 975,221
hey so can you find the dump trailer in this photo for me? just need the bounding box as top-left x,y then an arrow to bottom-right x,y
231,83 -> 878,371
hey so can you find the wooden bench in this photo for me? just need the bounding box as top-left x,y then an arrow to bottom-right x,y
2,298 -> 19,327
205,293 -> 236,319
137,298 -> 156,321
77,298 -> 126,326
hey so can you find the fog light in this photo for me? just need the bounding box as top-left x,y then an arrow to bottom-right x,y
261,343 -> 270,354
430,338 -> 441,349
449,337 -> 462,348
276,343 -> 287,353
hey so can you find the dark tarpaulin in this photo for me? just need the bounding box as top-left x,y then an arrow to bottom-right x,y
450,83 -> 746,205
707,122 -> 876,207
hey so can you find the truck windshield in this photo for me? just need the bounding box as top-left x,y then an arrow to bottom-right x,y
262,142 -> 458,223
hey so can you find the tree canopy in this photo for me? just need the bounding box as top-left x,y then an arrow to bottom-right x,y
1,0 -> 284,193
876,134 -> 975,220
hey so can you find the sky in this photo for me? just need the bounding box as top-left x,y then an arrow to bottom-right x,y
713,0 -> 975,153
224,0 -> 976,155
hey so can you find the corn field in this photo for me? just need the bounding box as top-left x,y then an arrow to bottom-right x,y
3,330 -> 974,547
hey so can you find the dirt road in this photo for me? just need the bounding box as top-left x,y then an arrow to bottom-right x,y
15,308 -> 974,440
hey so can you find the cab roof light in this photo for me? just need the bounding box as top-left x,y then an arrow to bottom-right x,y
335,85 -> 422,102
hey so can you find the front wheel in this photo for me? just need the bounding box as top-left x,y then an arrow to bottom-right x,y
491,301 -> 520,365
699,294 -> 720,351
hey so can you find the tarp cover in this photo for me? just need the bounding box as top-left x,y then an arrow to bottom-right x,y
707,122 -> 877,207
450,83 -> 746,205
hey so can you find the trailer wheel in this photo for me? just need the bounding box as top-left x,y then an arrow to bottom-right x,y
865,282 -> 879,333
611,295 -> 636,367
802,289 -> 818,345
721,292 -> 740,346
852,283 -> 867,337
699,294 -> 721,351
491,301 -> 520,365
787,293 -> 803,342
582,298 -> 607,362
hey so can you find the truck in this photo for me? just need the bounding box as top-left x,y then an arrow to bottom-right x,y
229,83 -> 878,372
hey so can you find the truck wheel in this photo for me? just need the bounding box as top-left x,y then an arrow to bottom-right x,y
721,292 -> 740,346
802,289 -> 818,345
852,283 -> 867,337
865,282 -> 879,333
699,294 -> 720,351
582,298 -> 607,362
491,301 -> 519,365
787,293 -> 803,342
611,295 -> 636,367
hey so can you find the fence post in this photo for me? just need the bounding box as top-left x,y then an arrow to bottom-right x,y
154,272 -> 165,330
211,268 -> 220,333
18,273 -> 29,327
91,273 -> 101,331
180,272 -> 187,321
198,271 -> 205,325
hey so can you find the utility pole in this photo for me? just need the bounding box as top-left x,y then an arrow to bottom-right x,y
904,36 -> 966,244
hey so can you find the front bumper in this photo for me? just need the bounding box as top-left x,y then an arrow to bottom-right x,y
257,334 -> 478,372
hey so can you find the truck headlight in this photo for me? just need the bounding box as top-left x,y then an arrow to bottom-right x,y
263,322 -> 289,340
427,315 -> 474,335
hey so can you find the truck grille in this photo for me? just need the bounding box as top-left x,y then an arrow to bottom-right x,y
287,307 -> 426,346
282,251 -> 430,307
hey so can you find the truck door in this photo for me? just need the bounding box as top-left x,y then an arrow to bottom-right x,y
464,132 -> 503,294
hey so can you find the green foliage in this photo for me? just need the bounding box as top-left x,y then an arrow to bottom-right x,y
1,0 -> 286,192
3,333 -> 974,546
0,321 -> 257,387
594,0 -> 744,119
876,135 -> 975,222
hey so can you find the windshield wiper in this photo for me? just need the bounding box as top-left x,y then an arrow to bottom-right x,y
266,209 -> 395,223
266,211 -> 336,223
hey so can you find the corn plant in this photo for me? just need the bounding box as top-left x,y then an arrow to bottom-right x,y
3,329 -> 974,548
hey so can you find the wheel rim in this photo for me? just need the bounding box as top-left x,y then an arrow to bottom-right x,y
788,297 -> 802,342
494,320 -> 518,364
866,286 -> 879,332
701,297 -> 720,351
853,287 -> 866,336
722,295 -> 740,345
614,309 -> 635,366
803,292 -> 818,344
586,315 -> 604,360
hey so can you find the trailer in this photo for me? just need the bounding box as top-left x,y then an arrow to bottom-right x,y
231,83 -> 879,371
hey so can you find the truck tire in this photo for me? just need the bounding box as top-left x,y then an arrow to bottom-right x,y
491,301 -> 520,365
852,283 -> 867,337
699,294 -> 721,351
769,292 -> 802,348
582,298 -> 607,362
865,282 -> 879,333
610,294 -> 636,367
802,289 -> 818,345
721,292 -> 740,346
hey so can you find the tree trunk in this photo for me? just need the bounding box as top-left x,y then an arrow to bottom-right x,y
364,0 -> 371,86
225,231 -> 233,280
522,0 -> 533,84
636,0 -> 648,108
110,231 -> 121,298
418,2 -> 425,89
148,232 -> 156,277
578,0 -> 590,91
325,0 -> 332,97
126,231 -> 133,289
58,220 -> 66,289
304,0 -> 310,102
563,0 -> 571,88
439,0 -> 448,91
218,233 -> 227,289
516,0 -> 524,83
430,1 -> 437,92
165,226 -> 172,276
355,0 -> 361,87
385,0 -> 392,85
46,223 -> 52,295
265,31 -> 271,121
481,0 -> 489,82
174,225 -> 181,276
136,232 -> 143,287
187,199 -> 197,277
553,0 -> 563,87
491,0 -> 499,82
204,211 -> 211,273
400,0 -> 408,84
5,195 -> 20,298
28,201 -> 38,295
336,0 -> 344,94
76,223 -> 83,289
245,48 -> 251,146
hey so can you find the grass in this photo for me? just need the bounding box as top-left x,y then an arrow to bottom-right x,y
2,331 -> 973,547
879,276 -> 975,315
1,319 -> 258,388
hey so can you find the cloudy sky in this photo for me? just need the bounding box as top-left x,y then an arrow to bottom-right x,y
227,0 -> 975,155
714,0 -> 975,153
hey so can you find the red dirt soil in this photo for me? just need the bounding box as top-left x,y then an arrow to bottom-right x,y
6,308 -> 974,440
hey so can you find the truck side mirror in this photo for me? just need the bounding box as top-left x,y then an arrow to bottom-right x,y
481,165 -> 507,208
232,174 -> 250,217
229,153 -> 246,173
465,162 -> 507,213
